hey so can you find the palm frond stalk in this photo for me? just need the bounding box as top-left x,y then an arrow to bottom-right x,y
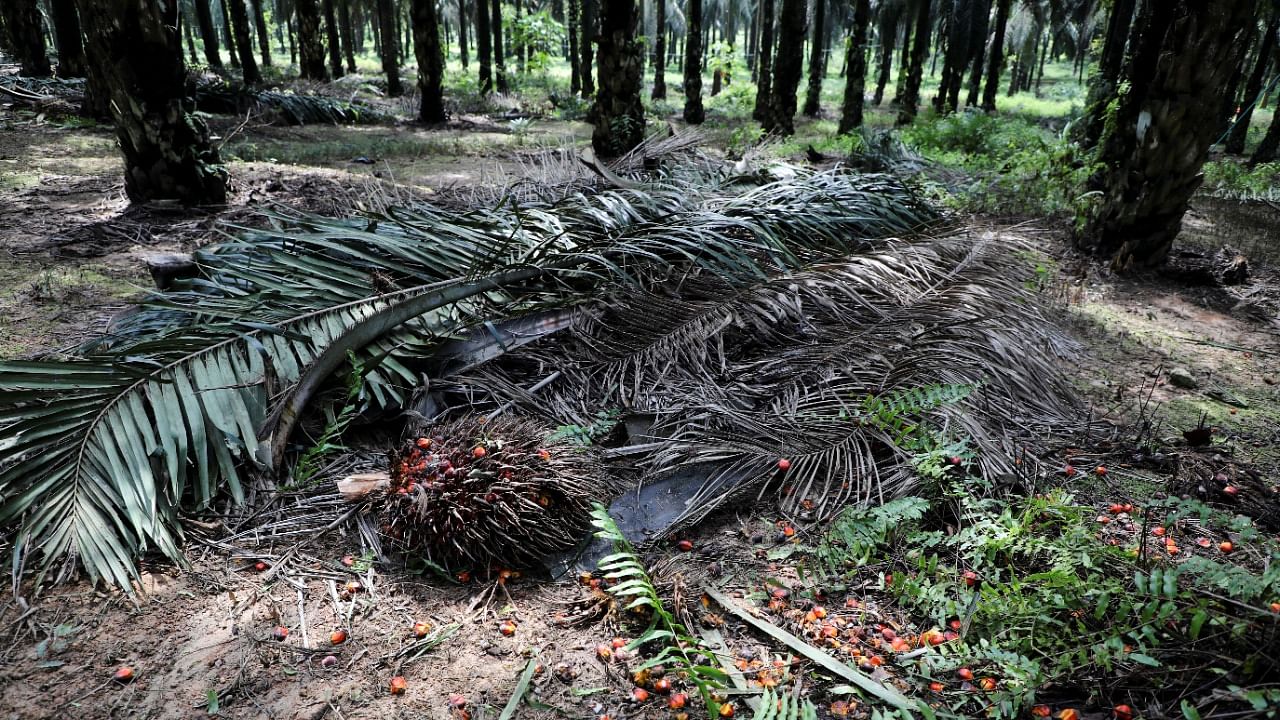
0,169 -> 938,589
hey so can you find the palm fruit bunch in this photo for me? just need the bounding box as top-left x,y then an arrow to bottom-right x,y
382,415 -> 607,568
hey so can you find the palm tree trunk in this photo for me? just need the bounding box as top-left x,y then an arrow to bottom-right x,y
491,0 -> 508,92
340,0 -> 357,72
1082,0 -> 1256,269
184,6 -> 200,64
838,0 -> 872,134
252,0 -> 272,66
935,0 -> 971,114
592,0 -> 644,156
752,0 -> 774,121
412,0 -> 445,122
1250,107 -> 1280,163
568,0 -> 581,93
964,0 -> 990,107
652,0 -> 667,99
219,0 -> 241,68
683,0 -> 705,122
477,0 -> 493,92
297,0 -> 328,79
895,0 -> 930,125
1079,0 -> 1135,145
1226,14 -> 1277,154
228,0 -> 263,82
580,0 -> 595,95
74,0 -> 227,204
802,0 -> 826,116
980,0 -> 1010,110
1,0 -> 51,76
458,0 -> 469,67
377,0 -> 400,92
873,1 -> 901,106
49,0 -> 86,77
193,0 -> 224,67
764,0 -> 805,135
323,0 -> 344,77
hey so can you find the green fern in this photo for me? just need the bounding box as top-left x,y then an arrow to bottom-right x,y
590,504 -> 728,716
752,688 -> 819,720
856,383 -> 975,449
815,497 -> 931,573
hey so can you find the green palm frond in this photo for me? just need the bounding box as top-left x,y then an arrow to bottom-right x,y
0,170 -> 938,588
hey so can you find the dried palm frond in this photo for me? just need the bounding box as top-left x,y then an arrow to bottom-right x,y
0,169 -> 939,588
193,77 -> 393,125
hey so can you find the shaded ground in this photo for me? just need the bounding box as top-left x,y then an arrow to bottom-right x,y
2,108 -> 1280,719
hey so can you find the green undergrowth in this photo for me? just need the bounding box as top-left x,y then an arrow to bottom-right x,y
800,482 -> 1280,718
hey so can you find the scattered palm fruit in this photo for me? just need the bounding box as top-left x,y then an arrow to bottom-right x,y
272,626 -> 289,641
884,573 -> 894,586
389,676 -> 407,695
929,682 -> 944,692
611,637 -> 628,649
1058,710 -> 1081,720
1096,466 -> 1108,476
499,619 -> 518,636
320,655 -> 338,668
653,678 -> 672,694
595,644 -> 613,661
979,677 -> 997,691
674,714 -> 689,720
949,619 -> 962,631
345,580 -> 363,594
719,702 -> 736,717
830,700 -> 851,716
1223,485 -> 1239,497
781,525 -> 796,538
383,416 -> 607,567
1152,527 -> 1165,537
677,539 -> 694,552
1113,704 -> 1134,720
412,621 -> 432,638
1197,538 -> 1212,548
456,570 -> 472,583
631,687 -> 650,702
957,668 -> 974,681
329,629 -> 348,645
254,561 -> 267,572
416,437 -> 432,449
963,570 -> 979,587
669,692 -> 688,709
340,555 -> 355,567
1032,705 -> 1052,718
1220,541 -> 1234,553
1064,464 -> 1076,477
777,458 -> 791,471
1109,503 -> 1125,514
112,666 -> 135,683
449,694 -> 467,708
632,668 -> 651,686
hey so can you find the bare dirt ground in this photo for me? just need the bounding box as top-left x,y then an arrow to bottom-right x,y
2,114 -> 1279,720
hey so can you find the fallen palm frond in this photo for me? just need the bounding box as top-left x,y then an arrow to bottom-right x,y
193,77 -> 394,125
0,169 -> 938,589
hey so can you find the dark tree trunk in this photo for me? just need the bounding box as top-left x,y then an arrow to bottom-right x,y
2,0 -> 52,76
895,0 -> 930,125
477,0 -> 493,91
194,0 -> 224,67
592,0 -> 644,156
227,0 -> 262,82
580,0 -> 595,95
184,5 -> 200,64
652,0 -> 666,99
802,0 -> 826,116
288,16 -> 298,64
752,0 -> 775,121
377,0 -> 400,91
219,0 -> 241,68
1226,15 -> 1277,154
873,1 -> 901,105
491,0 -> 507,92
838,0 -> 872,133
1082,0 -> 1256,269
297,0 -> 328,79
1251,107 -> 1280,163
568,0 -> 580,93
74,0 -> 228,204
252,0 -> 272,66
50,0 -> 85,77
934,0 -> 972,114
1079,0 -> 1135,145
459,0 -> 469,67
764,0 -> 805,134
683,0 -> 704,122
323,0 -> 344,77
412,0 -> 445,122
340,0 -> 357,72
964,0 -> 991,107
515,0 -> 525,73
980,0 -> 1011,110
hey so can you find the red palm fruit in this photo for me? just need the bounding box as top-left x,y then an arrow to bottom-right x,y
472,446 -> 486,459
719,703 -> 736,717
979,677 -> 997,691
272,626 -> 289,641
412,621 -> 432,638
777,458 -> 791,471
1058,710 -> 1081,720
113,666 -> 135,683
653,678 -> 672,694
416,437 -> 431,449
1113,705 -> 1134,720
611,637 -> 627,649
830,701 -> 851,716
1064,465 -> 1076,476
677,539 -> 694,552
1220,541 -> 1234,553
929,682 -> 944,692
320,655 -> 338,668
389,676 -> 408,694
957,668 -> 974,681
669,692 -> 688,709
631,687 -> 649,702
963,570 -> 979,587
1223,485 -> 1239,496
345,580 -> 363,593
254,561 -> 267,571
329,629 -> 348,645
1032,706 -> 1052,718
595,644 -> 613,661
1096,465 -> 1108,476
